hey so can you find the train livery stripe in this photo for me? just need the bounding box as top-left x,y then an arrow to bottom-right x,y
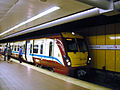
89,45 -> 120,50
12,51 -> 63,65
12,51 -> 19,53
30,54 -> 63,65
12,51 -> 25,54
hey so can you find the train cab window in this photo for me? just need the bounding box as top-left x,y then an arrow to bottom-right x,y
65,38 -> 78,52
40,44 -> 43,54
49,42 -> 53,56
76,38 -> 88,52
33,45 -> 38,53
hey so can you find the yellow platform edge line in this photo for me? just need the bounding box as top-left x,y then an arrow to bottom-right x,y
10,58 -> 111,90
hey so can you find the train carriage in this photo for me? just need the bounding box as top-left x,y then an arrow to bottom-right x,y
0,32 -> 90,77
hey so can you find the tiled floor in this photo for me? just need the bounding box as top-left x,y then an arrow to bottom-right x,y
0,56 -> 110,90
0,59 -> 87,90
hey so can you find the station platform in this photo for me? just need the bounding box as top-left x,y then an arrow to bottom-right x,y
0,56 -> 111,90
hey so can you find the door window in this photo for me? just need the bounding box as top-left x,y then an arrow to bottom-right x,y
49,42 -> 53,56
33,45 -> 38,53
40,44 -> 43,54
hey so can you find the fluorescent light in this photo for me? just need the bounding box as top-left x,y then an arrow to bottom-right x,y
1,8 -> 100,39
0,6 -> 60,36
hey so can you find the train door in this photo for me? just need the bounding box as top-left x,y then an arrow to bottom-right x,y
26,40 -> 33,62
48,39 -> 54,67
22,41 -> 26,60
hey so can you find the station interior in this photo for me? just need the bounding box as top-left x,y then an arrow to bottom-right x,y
0,0 -> 120,90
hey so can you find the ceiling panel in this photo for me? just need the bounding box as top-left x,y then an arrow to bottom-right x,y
0,0 -> 93,38
0,0 -> 18,20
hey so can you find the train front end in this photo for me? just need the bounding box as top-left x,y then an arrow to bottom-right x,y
62,32 -> 90,78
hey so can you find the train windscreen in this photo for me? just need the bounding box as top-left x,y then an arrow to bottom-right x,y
65,38 -> 78,52
76,38 -> 88,52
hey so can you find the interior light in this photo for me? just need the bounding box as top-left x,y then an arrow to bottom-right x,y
0,6 -> 60,36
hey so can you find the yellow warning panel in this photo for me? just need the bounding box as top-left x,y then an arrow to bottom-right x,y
68,52 -> 88,67
106,34 -> 116,71
96,35 -> 105,69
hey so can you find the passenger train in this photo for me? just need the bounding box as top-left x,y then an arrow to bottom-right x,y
0,32 -> 90,78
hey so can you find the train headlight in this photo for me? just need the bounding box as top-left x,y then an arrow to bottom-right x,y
87,57 -> 91,64
88,60 -> 90,64
89,58 -> 91,60
66,59 -> 69,62
63,55 -> 71,66
67,62 -> 71,66
72,32 -> 75,35
66,59 -> 71,66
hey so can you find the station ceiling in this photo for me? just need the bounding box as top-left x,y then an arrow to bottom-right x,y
0,0 -> 120,41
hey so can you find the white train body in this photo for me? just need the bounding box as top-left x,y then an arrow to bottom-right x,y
0,32 -> 89,76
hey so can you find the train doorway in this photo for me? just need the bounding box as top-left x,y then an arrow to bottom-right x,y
26,40 -> 33,62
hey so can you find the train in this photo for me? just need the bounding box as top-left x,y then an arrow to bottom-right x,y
0,32 -> 90,78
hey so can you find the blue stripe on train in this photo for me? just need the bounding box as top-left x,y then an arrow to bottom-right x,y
12,51 -> 63,65
30,54 -> 63,65
12,51 -> 25,54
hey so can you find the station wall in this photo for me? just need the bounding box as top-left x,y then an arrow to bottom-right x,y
79,23 -> 120,72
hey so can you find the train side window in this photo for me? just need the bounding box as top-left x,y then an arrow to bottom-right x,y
14,45 -> 16,51
49,42 -> 53,56
14,45 -> 15,51
30,44 -> 32,53
33,45 -> 38,53
12,45 -> 14,50
17,45 -> 19,51
40,44 -> 43,54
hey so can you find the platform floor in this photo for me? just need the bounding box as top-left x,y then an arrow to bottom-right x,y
0,56 -> 111,90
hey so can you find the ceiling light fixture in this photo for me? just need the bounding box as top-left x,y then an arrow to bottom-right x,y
1,8 -> 100,39
0,6 -> 60,36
